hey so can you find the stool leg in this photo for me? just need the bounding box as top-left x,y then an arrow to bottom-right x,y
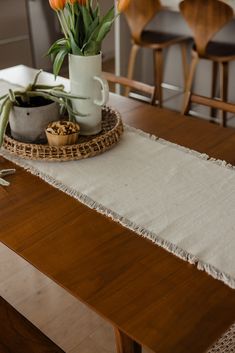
182,51 -> 199,115
220,61 -> 229,127
153,49 -> 164,108
125,44 -> 140,97
180,42 -> 189,91
210,61 -> 218,121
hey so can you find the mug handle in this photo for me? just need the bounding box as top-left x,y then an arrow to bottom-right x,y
93,76 -> 109,106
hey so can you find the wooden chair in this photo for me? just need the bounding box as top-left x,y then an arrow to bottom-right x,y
0,296 -> 65,353
182,93 -> 235,121
103,71 -> 155,104
180,0 -> 235,126
123,0 -> 190,107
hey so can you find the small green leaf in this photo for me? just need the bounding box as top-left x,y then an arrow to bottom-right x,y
53,48 -> 69,77
32,70 -> 43,87
0,99 -> 12,147
83,40 -> 101,56
85,6 -> 115,45
73,2 -> 80,16
47,38 -> 68,56
81,6 -> 92,35
50,90 -> 88,100
0,97 -> 9,115
85,16 -> 99,42
69,33 -> 83,55
96,20 -> 114,43
100,6 -> 115,26
34,84 -> 65,90
92,4 -> 100,19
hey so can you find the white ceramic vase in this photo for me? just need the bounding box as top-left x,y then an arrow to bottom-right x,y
69,53 -> 109,135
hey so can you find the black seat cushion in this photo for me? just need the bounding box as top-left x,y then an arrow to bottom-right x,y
141,30 -> 187,46
193,42 -> 235,59
206,41 -> 235,58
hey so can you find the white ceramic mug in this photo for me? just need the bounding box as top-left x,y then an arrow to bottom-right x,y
69,53 -> 109,135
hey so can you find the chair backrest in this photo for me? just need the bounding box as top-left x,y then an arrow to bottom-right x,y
180,0 -> 234,56
123,0 -> 162,43
183,93 -> 235,126
103,72 -> 155,104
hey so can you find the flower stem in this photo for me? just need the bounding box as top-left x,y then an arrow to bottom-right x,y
57,11 -> 68,39
60,10 -> 72,39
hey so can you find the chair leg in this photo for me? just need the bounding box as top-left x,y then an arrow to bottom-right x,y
180,42 -> 189,91
153,49 -> 164,108
182,51 -> 199,115
210,61 -> 218,121
125,44 -> 140,97
220,61 -> 229,127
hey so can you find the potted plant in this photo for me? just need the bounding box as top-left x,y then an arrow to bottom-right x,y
0,70 -> 87,146
47,0 -> 130,135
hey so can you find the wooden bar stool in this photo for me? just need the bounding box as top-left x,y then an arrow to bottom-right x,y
123,0 -> 190,107
0,296 -> 64,353
180,0 -> 235,126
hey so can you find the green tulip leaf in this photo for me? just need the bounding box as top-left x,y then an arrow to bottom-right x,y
96,20 -> 114,43
69,33 -> 83,55
100,6 -> 115,26
85,16 -> 99,42
81,6 -> 93,35
83,40 -> 101,56
53,48 -> 69,77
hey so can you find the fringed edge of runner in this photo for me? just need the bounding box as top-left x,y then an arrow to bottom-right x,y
125,124 -> 235,171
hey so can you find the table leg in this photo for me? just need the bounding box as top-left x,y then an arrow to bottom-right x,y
114,327 -> 142,353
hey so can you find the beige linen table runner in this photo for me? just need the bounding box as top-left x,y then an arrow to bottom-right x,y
1,125 -> 235,289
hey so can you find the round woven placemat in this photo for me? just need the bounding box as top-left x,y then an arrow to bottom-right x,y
3,106 -> 124,162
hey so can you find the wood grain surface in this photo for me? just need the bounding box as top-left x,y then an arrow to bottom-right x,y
1,89 -> 235,353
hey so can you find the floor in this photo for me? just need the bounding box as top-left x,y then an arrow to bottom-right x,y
0,242 -> 152,353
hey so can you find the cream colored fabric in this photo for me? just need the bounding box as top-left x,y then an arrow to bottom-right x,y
1,126 -> 235,290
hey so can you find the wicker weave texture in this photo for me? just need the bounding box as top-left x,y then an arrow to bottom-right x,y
3,106 -> 123,162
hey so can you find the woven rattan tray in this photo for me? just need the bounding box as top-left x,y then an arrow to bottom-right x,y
3,106 -> 123,162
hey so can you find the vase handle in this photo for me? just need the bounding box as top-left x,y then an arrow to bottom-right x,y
93,76 -> 109,106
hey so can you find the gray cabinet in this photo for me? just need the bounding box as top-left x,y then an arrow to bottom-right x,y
0,0 -> 32,69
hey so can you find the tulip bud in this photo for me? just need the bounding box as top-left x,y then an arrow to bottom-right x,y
49,0 -> 66,11
117,0 -> 130,12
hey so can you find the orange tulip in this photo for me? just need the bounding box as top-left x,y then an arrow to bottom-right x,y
117,0 -> 130,12
49,0 -> 66,10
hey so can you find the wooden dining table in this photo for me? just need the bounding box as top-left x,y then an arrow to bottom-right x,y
0,65 -> 235,353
